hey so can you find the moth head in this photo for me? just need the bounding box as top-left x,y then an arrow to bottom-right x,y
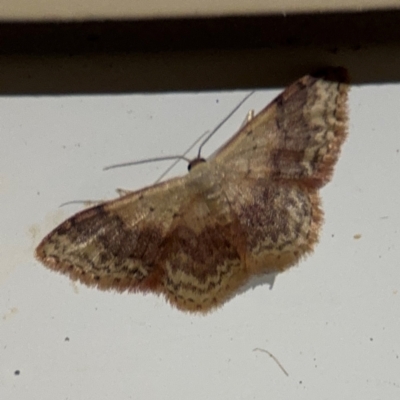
188,157 -> 206,171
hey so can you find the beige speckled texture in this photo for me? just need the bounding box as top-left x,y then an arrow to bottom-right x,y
0,0 -> 398,21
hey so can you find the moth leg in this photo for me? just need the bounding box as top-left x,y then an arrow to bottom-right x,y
59,199 -> 104,208
116,188 -> 134,197
239,110 -> 255,128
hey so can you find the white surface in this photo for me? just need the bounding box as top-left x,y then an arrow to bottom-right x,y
1,83 -> 399,398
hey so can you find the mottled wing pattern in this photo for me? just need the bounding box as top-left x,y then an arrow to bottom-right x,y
221,176 -> 322,277
36,172 -> 248,312
208,67 -> 349,286
35,67 -> 349,313
36,177 -> 190,294
214,68 -> 348,188
159,192 -> 248,312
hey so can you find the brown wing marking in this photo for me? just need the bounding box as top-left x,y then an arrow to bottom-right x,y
214,67 -> 349,189
223,177 -> 323,276
35,177 -> 189,295
159,194 -> 248,312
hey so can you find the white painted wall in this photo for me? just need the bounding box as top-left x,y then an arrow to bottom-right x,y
1,82 -> 399,398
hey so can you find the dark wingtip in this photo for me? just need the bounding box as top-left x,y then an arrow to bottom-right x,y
311,67 -> 350,84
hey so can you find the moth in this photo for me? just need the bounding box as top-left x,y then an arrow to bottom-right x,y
36,67 -> 349,313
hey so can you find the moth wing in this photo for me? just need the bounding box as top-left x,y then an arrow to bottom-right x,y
36,171 -> 250,312
158,185 -> 248,312
35,176 -> 195,294
213,68 -> 349,188
221,175 -> 322,276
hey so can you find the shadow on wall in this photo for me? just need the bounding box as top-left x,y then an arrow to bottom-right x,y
1,10 -> 400,94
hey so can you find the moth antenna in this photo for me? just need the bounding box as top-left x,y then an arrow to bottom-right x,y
104,91 -> 254,181
197,91 -> 255,158
103,155 -> 191,171
154,129 -> 210,183
157,91 -> 254,182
